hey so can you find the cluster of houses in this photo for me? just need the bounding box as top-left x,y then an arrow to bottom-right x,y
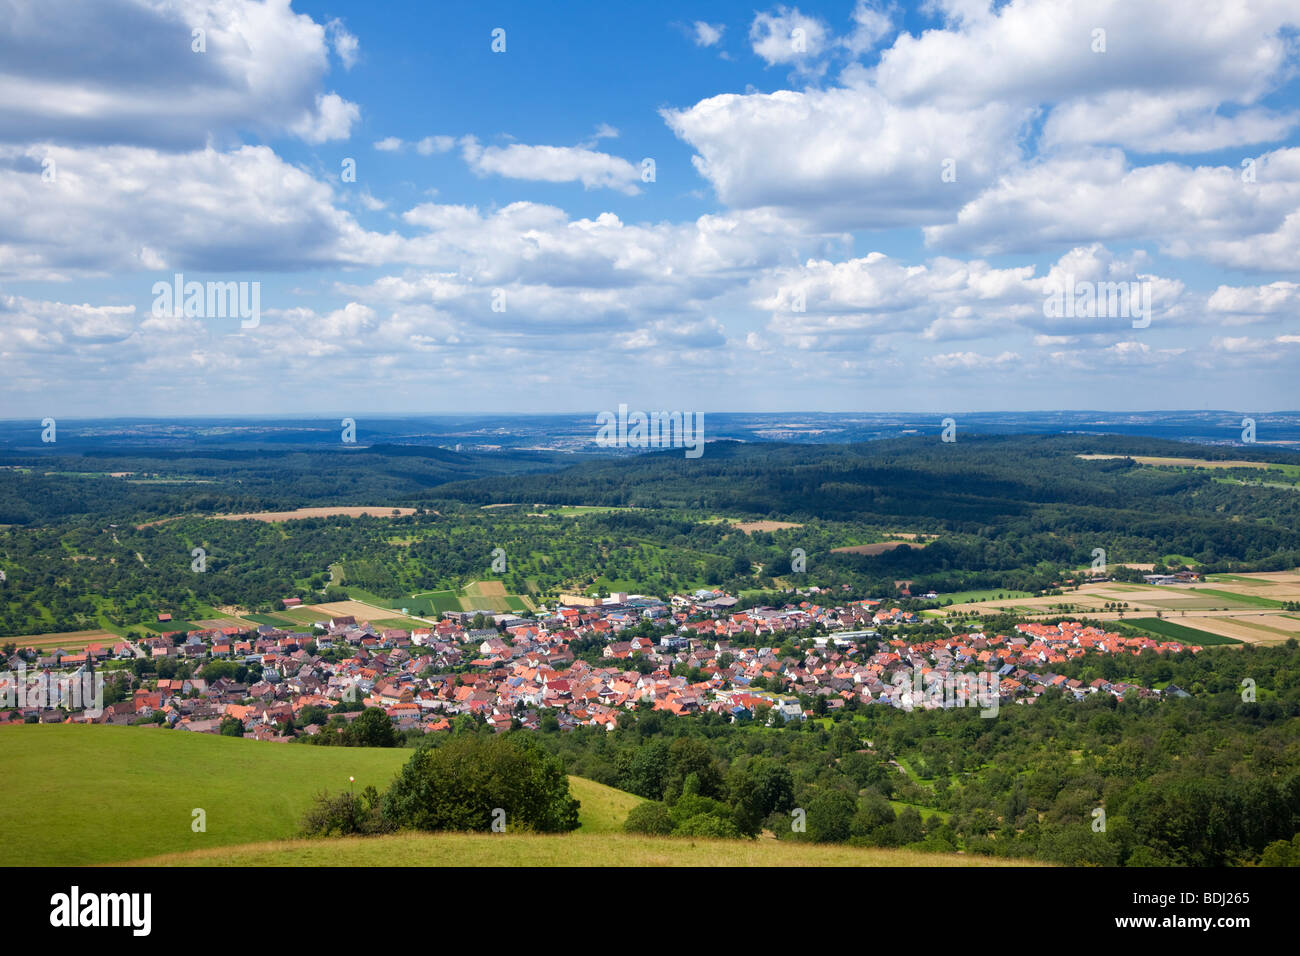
1142,571 -> 1204,586
1,591 -> 1200,732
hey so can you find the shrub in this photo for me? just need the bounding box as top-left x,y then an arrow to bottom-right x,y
347,707 -> 399,747
673,813 -> 741,839
382,734 -> 580,834
300,786 -> 391,838
623,801 -> 674,836
806,789 -> 857,843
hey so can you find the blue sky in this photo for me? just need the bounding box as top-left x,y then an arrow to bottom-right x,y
2,0 -> 1299,418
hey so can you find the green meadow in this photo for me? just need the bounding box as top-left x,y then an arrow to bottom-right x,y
0,725 -> 1024,868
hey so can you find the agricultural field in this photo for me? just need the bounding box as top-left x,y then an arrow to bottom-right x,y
733,520 -> 804,534
240,613 -> 303,628
1076,454 -> 1287,470
143,618 -> 197,632
940,571 -> 1300,645
303,599 -> 426,623
933,588 -> 1032,604
193,615 -> 253,630
215,507 -> 417,522
278,606 -> 333,624
1121,618 -> 1239,646
5,628 -> 120,651
832,541 -> 925,556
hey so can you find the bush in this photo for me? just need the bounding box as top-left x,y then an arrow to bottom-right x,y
300,786 -> 391,838
623,801 -> 674,836
806,789 -> 858,843
383,734 -> 580,834
674,813 -> 741,839
347,707 -> 399,747
1260,834 -> 1300,867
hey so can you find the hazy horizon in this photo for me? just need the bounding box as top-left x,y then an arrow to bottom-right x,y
3,0 -> 1299,417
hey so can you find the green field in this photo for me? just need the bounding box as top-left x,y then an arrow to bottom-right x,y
0,725 -> 408,865
369,618 -> 425,630
281,606 -> 333,622
1186,588 -> 1285,609
128,830 -> 1032,867
0,726 -> 643,865
937,589 -> 1031,604
143,619 -> 195,632
1122,618 -> 1241,646
890,800 -> 952,823
241,613 -> 302,628
351,584 -> 534,617
0,725 -> 1021,867
413,589 -> 467,615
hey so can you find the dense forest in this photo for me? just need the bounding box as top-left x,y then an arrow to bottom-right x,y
2,433 -> 1299,634
526,641 -> 1300,866
0,445 -> 564,526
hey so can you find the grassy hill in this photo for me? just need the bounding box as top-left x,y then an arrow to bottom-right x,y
126,832 -> 1039,867
0,725 -> 408,865
0,725 -> 1034,867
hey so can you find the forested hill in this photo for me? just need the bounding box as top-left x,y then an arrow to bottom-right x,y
433,433 -> 1300,569
0,445 -> 566,526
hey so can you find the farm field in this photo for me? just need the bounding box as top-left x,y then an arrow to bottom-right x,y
279,606 -> 333,623
462,580 -> 534,613
240,612 -> 302,628
940,571 -> 1300,645
1076,454 -> 1285,470
934,588 -> 1032,604
304,599 -> 426,623
1122,618 -> 1239,646
402,582 -> 534,616
215,507 -> 417,522
832,541 -> 926,556
193,615 -> 252,630
732,520 -> 804,533
6,628 -> 119,651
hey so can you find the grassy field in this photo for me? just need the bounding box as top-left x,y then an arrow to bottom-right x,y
934,588 -> 1031,604
0,726 -> 641,865
0,725 -> 1026,868
1076,454 -> 1295,472
125,831 -> 1035,867
7,629 -> 119,651
1122,618 -> 1241,646
241,613 -> 302,628
1205,574 -> 1272,587
1186,588 -> 1285,609
214,507 -> 416,522
0,725 -> 408,865
937,571 -> 1300,644
143,619 -> 195,632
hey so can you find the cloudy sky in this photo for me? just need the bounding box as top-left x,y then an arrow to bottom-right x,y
1,0 -> 1298,417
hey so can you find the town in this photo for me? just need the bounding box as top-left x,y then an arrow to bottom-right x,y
2,586 -> 1203,737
